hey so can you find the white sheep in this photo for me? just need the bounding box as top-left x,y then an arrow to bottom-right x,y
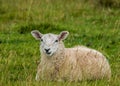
31,30 -> 111,82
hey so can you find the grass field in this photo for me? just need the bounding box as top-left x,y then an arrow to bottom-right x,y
0,0 -> 120,86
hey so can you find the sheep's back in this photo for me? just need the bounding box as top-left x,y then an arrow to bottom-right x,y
65,46 -> 111,80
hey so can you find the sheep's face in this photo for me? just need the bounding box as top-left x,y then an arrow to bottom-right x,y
31,30 -> 69,56
40,34 -> 59,56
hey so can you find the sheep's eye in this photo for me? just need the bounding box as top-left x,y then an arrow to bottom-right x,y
41,39 -> 43,42
55,40 -> 58,42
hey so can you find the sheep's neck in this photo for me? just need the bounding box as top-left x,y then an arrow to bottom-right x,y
50,42 -> 66,65
52,43 -> 65,65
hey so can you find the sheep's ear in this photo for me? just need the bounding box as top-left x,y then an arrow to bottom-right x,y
58,31 -> 69,41
31,30 -> 43,40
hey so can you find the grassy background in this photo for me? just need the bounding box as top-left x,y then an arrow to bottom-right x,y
0,0 -> 120,86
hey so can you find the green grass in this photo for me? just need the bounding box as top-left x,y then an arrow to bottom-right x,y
0,0 -> 120,86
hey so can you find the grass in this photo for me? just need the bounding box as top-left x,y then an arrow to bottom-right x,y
0,0 -> 120,86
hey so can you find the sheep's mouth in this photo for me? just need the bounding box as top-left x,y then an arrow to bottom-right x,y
46,52 -> 51,55
46,51 -> 54,56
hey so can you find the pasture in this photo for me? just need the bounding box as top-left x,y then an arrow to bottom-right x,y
0,0 -> 120,86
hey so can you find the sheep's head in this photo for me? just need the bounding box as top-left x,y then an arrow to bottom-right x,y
31,30 -> 69,56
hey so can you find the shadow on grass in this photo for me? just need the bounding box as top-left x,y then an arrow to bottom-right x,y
17,23 -> 67,34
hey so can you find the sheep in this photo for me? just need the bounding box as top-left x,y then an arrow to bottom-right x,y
31,30 -> 111,82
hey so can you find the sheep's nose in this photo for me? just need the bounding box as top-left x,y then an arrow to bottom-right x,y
45,48 -> 50,53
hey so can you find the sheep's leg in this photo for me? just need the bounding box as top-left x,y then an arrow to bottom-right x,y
35,69 -> 41,81
35,72 -> 40,81
35,64 -> 42,81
